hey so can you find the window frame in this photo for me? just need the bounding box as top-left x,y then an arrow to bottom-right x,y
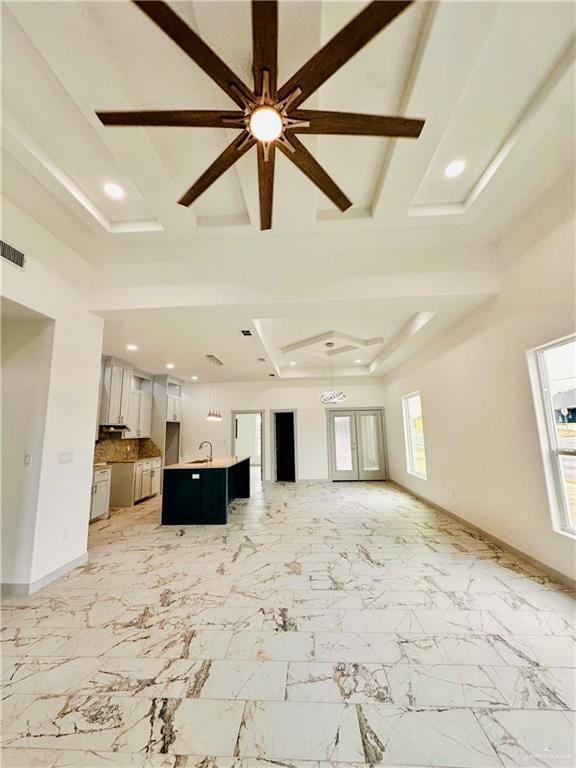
402,390 -> 427,480
532,335 -> 576,537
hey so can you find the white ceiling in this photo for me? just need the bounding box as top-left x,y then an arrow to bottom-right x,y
99,293 -> 495,382
2,1 -> 574,383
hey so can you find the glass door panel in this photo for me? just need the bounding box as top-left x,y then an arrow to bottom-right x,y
357,411 -> 386,480
328,412 -> 359,480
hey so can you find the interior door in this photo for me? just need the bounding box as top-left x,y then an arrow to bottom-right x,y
356,410 -> 387,480
275,412 -> 296,481
328,411 -> 359,480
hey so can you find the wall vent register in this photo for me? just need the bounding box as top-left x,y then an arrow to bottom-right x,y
1,240 -> 25,270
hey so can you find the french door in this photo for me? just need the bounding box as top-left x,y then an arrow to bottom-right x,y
327,409 -> 387,481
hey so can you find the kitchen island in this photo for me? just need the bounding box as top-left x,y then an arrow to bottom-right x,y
161,456 -> 250,525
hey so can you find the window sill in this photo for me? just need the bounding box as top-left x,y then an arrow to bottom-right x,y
407,470 -> 427,481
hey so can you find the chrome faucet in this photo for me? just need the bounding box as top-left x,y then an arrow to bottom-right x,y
199,441 -> 213,462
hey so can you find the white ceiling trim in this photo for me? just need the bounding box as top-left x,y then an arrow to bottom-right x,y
3,115 -> 163,234
280,330 -> 383,356
369,311 -> 435,374
408,37 -> 576,219
371,2 -> 501,223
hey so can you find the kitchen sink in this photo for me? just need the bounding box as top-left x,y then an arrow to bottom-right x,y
188,458 -> 211,464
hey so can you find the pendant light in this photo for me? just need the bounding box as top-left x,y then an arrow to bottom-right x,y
206,354 -> 223,422
319,342 -> 347,405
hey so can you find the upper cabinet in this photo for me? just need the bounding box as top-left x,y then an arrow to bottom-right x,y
166,383 -> 182,423
123,375 -> 153,439
100,358 -> 132,426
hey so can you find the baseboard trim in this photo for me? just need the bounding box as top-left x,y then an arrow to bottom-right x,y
391,481 -> 576,590
1,553 -> 88,597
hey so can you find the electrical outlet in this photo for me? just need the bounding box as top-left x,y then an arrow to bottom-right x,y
58,452 -> 74,464
24,452 -> 32,466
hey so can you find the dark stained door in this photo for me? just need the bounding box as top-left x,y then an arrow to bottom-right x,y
275,411 -> 296,481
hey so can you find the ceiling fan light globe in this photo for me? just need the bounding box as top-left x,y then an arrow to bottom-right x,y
249,107 -> 283,142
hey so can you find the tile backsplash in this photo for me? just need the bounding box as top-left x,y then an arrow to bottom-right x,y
94,436 -> 161,463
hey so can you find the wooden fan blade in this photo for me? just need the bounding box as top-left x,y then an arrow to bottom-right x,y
290,109 -> 425,138
134,1 -> 253,107
278,1 -> 413,109
252,1 -> 278,97
97,110 -> 242,127
178,133 -> 256,207
257,143 -> 275,230
277,135 -> 351,212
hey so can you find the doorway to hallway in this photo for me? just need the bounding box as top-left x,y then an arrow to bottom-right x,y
232,410 -> 264,481
327,408 -> 387,481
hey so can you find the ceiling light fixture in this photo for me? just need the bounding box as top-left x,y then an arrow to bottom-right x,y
206,355 -> 223,422
126,344 -> 138,351
289,361 -> 296,366
191,375 -> 199,381
444,159 -> 465,179
355,359 -> 362,364
166,363 -> 175,369
319,342 -> 347,405
104,182 -> 125,199
249,106 -> 283,142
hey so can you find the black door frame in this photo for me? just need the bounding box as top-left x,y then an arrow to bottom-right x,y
271,409 -> 298,482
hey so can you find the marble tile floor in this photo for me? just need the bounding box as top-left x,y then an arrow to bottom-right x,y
1,480 -> 575,768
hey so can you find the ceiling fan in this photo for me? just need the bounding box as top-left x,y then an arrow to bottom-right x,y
97,0 -> 425,230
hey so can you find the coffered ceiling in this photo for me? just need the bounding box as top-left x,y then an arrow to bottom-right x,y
2,0 -> 574,262
2,1 -> 574,383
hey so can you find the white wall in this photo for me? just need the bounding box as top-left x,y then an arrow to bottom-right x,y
181,380 -> 386,480
1,308 -> 54,584
234,413 -> 261,466
381,183 -> 576,580
1,197 -> 103,589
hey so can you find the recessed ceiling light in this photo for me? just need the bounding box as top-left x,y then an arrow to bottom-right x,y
166,363 -> 175,369
104,182 -> 125,199
191,375 -> 199,381
126,344 -> 138,351
355,359 -> 362,364
444,160 -> 465,179
289,361 -> 296,366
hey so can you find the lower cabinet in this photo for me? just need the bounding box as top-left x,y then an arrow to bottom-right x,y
110,458 -> 162,507
151,458 -> 161,495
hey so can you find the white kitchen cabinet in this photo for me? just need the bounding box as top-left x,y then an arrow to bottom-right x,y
139,393 -> 152,437
134,461 -> 143,502
125,387 -> 141,439
141,465 -> 152,499
151,458 -> 161,496
166,384 -> 182,423
90,468 -> 111,521
124,388 -> 153,438
100,359 -> 132,426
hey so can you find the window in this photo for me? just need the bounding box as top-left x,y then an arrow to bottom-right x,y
533,335 -> 576,535
402,391 -> 427,479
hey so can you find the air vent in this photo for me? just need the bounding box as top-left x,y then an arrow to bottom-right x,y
269,373 -> 276,377
257,357 -> 266,362
240,329 -> 252,336
1,240 -> 25,270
